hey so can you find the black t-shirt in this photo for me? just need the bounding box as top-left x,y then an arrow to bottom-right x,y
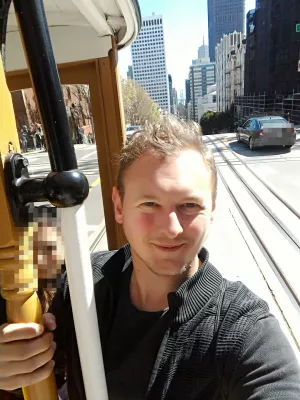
105,264 -> 169,400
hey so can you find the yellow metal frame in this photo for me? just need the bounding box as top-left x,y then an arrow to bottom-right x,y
0,58 -> 58,399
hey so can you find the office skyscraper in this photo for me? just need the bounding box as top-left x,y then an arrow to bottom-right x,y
189,60 -> 216,121
198,35 -> 209,61
131,14 -> 170,111
208,0 -> 245,62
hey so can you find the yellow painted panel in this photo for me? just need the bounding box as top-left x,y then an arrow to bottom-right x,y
0,58 -> 20,164
0,58 -> 19,248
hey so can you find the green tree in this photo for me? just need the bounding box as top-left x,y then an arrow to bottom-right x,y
121,78 -> 160,125
200,109 -> 234,135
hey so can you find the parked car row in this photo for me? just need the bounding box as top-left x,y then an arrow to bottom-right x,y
236,116 -> 296,150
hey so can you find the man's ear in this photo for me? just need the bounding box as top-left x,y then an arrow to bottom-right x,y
112,186 -> 123,224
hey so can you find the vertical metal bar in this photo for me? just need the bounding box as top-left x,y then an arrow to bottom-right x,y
13,0 -> 77,172
10,3 -> 108,399
0,0 -> 12,68
61,206 -> 108,400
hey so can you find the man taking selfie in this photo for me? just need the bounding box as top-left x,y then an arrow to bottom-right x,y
0,118 -> 299,399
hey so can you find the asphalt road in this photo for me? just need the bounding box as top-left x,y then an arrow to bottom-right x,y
24,143 -> 105,247
23,138 -> 300,356
203,132 -> 300,356
213,132 -> 300,215
24,135 -> 300,247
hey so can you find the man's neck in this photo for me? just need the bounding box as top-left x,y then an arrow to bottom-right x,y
129,254 -> 200,312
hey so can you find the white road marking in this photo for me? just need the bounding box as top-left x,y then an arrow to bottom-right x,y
25,157 -> 39,163
80,150 -> 97,161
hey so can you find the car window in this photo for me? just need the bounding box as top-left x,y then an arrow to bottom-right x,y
243,120 -> 251,128
250,120 -> 257,130
258,118 -> 286,127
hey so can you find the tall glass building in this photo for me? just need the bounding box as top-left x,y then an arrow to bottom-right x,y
131,14 -> 170,111
207,0 -> 245,62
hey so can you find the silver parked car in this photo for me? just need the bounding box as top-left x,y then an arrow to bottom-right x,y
126,125 -> 141,142
236,116 -> 296,150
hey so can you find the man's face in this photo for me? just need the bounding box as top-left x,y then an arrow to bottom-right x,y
113,150 -> 215,277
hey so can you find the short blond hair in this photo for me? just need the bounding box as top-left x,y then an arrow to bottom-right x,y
117,116 -> 217,205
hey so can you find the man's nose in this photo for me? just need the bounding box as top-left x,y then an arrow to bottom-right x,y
160,211 -> 183,239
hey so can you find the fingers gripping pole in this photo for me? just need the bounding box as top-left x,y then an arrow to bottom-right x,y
61,205 -> 108,400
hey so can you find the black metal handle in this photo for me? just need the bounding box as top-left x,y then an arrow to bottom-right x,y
2,1 -> 90,217
13,0 -> 77,172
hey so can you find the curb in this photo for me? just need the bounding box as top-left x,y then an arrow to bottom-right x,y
22,149 -> 46,155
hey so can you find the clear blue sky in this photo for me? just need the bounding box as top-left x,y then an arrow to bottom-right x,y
118,0 -> 256,96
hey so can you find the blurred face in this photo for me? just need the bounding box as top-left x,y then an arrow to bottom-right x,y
33,225 -> 64,281
0,225 -> 64,293
113,150 -> 215,277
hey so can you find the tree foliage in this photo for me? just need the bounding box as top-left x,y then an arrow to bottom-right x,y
200,109 -> 234,135
121,78 -> 160,125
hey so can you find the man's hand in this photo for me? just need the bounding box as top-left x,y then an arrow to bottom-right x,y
0,313 -> 56,391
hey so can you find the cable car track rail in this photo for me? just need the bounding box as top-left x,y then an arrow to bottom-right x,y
212,135 -> 300,220
204,135 -> 300,312
205,135 -> 300,250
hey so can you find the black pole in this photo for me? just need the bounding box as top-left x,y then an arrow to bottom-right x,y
0,0 -> 12,68
13,0 -> 77,172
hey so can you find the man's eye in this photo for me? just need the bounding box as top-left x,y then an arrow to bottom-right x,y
182,203 -> 199,208
143,202 -> 156,207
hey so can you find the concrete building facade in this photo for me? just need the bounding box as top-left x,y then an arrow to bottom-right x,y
244,0 -> 300,95
168,74 -> 174,113
11,86 -> 93,145
185,79 -> 191,109
208,0 -> 245,62
172,88 -> 178,114
131,14 -> 170,111
216,31 -> 246,111
197,84 -> 217,123
189,60 -> 216,121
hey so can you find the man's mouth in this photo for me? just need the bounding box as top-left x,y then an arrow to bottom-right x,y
151,243 -> 185,252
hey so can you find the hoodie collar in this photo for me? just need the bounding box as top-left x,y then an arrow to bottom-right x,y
102,244 -> 223,324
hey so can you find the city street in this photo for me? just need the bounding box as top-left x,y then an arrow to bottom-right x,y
204,132 -> 300,362
3,0 -> 299,397
24,143 -> 107,250
24,135 -> 300,361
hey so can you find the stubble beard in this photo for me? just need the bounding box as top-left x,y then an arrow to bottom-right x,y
144,256 -> 194,278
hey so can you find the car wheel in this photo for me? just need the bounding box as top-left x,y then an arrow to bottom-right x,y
285,145 -> 292,149
249,138 -> 254,150
236,133 -> 241,142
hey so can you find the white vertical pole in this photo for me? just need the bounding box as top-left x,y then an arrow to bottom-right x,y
61,205 -> 108,400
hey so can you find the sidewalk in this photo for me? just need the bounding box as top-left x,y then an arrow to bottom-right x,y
22,148 -> 46,155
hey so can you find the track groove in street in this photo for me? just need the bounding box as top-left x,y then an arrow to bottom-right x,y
204,135 -> 300,312
213,136 -> 300,220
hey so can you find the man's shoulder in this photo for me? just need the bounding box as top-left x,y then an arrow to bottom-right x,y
212,274 -> 271,357
58,246 -> 129,302
90,248 -> 127,284
90,250 -> 117,272
218,276 -> 270,326
222,277 -> 268,311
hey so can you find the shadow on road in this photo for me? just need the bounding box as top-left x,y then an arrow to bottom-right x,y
228,141 -> 292,157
